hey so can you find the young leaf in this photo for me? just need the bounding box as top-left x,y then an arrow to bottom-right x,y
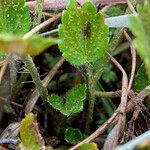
48,84 -> 87,116
19,113 -> 45,150
78,142 -> 98,150
128,2 -> 150,78
0,34 -> 57,56
62,84 -> 87,116
0,0 -> 31,35
65,127 -> 83,144
102,63 -> 117,83
134,64 -> 150,92
58,0 -> 109,66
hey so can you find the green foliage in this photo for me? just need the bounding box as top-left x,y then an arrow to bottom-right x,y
134,64 -> 150,92
0,0 -> 57,56
48,84 -> 87,116
106,4 -> 126,17
128,2 -> 150,79
65,127 -> 83,144
58,0 -> 109,66
78,142 -> 98,150
0,0 -> 31,58
0,34 -> 57,56
0,0 -> 31,35
20,113 -> 45,150
102,63 -> 117,83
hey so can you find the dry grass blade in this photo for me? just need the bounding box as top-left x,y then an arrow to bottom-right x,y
23,13 -> 61,39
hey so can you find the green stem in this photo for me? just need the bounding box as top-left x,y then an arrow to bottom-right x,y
33,0 -> 44,27
23,56 -> 47,101
22,0 -> 47,101
85,63 -> 95,134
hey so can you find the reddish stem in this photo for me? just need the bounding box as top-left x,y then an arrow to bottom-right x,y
26,0 -> 127,10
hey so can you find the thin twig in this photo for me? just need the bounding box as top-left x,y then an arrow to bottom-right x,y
95,90 -> 122,98
107,53 -> 128,114
0,138 -> 19,145
127,0 -> 137,14
103,53 -> 128,149
124,31 -> 136,91
40,29 -> 58,36
70,111 -> 119,150
94,90 -> 134,98
23,13 -> 61,39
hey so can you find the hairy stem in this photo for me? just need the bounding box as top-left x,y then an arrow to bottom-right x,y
95,90 -> 122,98
33,0 -> 44,27
85,63 -> 95,134
23,56 -> 47,101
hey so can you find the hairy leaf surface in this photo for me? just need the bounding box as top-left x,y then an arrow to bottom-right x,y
48,84 -> 87,116
58,0 -> 109,66
65,127 -> 83,144
0,0 -> 31,35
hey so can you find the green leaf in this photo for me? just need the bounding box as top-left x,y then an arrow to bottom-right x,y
62,84 -> 87,115
0,0 -> 31,35
19,113 -> 45,150
48,84 -> 87,116
48,94 -> 64,111
134,64 -> 150,92
128,2 -> 150,78
78,142 -> 99,150
106,4 -> 126,17
65,127 -> 83,144
102,63 -> 117,83
58,0 -> 109,66
0,34 -> 57,56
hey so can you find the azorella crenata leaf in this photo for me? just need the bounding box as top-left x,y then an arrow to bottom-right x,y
58,0 -> 109,66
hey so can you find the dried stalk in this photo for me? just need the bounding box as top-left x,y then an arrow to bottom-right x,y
124,31 -> 136,91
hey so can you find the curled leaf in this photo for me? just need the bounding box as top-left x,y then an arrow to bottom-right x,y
19,113 -> 45,150
0,34 -> 57,56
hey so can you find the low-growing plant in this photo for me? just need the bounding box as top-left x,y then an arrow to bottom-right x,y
0,0 -> 150,149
